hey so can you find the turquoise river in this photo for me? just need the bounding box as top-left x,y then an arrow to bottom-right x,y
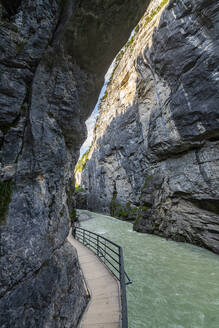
78,210 -> 219,328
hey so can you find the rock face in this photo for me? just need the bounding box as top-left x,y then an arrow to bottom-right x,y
0,0 -> 148,326
75,191 -> 88,210
81,0 -> 219,254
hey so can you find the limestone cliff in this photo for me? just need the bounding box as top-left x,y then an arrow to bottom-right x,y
0,0 -> 148,326
81,0 -> 219,254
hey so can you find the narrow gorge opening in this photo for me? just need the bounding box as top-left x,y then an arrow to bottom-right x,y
0,0 -> 219,327
74,0 -> 219,254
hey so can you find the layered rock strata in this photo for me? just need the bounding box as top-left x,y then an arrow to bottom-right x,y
81,0 -> 219,254
0,0 -> 148,326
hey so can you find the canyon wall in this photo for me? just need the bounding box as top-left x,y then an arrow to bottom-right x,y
81,0 -> 219,254
0,0 -> 148,326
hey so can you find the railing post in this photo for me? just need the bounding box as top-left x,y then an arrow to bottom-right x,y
83,229 -> 85,244
72,227 -> 76,238
119,247 -> 128,328
97,235 -> 99,257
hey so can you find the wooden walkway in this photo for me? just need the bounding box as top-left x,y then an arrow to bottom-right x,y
68,232 -> 121,328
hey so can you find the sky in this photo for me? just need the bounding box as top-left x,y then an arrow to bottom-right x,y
79,61 -> 115,159
79,27 -> 136,159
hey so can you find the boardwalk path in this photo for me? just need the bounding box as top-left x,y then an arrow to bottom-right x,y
68,232 -> 121,328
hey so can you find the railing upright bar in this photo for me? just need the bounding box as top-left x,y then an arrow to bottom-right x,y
97,235 -> 99,257
119,246 -> 128,328
104,239 -> 106,264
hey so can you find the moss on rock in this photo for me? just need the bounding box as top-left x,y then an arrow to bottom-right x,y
0,180 -> 12,224
69,208 -> 77,226
110,192 -> 140,221
74,185 -> 85,193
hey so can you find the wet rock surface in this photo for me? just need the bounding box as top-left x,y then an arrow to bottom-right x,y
75,191 -> 88,210
77,210 -> 91,222
81,0 -> 219,254
0,0 -> 148,326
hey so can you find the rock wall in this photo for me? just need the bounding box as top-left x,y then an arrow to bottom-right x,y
81,0 -> 219,254
0,0 -> 148,326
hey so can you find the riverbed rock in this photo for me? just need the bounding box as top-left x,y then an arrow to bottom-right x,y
0,0 -> 149,325
77,210 -> 92,223
81,0 -> 219,254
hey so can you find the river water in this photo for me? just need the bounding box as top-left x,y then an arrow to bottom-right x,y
78,210 -> 219,328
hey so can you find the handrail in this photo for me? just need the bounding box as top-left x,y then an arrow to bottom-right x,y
72,226 -> 132,328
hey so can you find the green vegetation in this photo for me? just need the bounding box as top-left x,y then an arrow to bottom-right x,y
110,191 -> 139,220
126,35 -> 135,47
10,24 -> 18,32
107,49 -> 125,86
69,208 -> 77,225
139,173 -> 154,201
112,190 -> 117,201
94,89 -> 109,128
104,0 -> 169,95
75,185 -> 85,193
114,204 -> 139,219
110,191 -> 119,215
132,201 -> 149,229
130,207 -> 138,213
74,146 -> 91,174
56,0 -> 67,8
115,206 -> 138,219
102,90 -> 108,100
133,205 -> 148,227
21,104 -> 28,111
134,24 -> 140,34
93,121 -> 99,134
0,181 -> 12,224
110,200 -> 120,212
144,0 -> 169,27
66,186 -> 78,226
141,174 -> 153,192
115,208 -> 129,218
16,40 -> 27,53
126,201 -> 131,208
94,89 -> 109,123
134,214 -> 142,226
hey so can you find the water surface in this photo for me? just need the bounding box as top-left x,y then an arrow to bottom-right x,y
78,210 -> 219,328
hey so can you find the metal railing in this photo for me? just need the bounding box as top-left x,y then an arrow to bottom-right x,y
72,226 -> 132,328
